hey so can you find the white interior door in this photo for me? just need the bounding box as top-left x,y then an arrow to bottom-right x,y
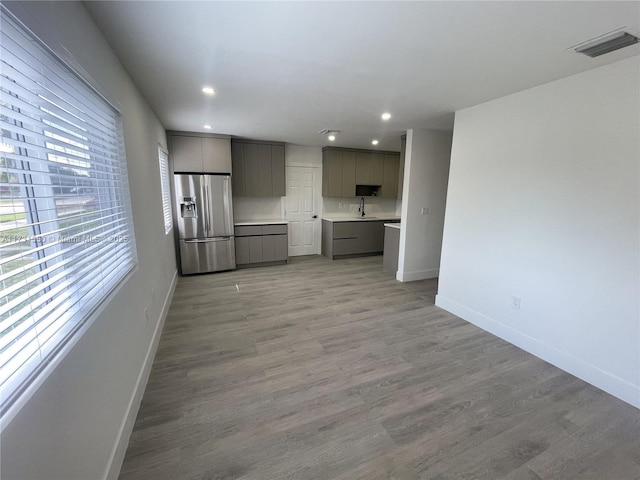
285,166 -> 321,256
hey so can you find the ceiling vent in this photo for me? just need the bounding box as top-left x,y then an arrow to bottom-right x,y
318,129 -> 340,135
575,32 -> 639,58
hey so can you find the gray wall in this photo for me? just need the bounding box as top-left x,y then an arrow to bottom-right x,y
1,2 -> 177,479
437,57 -> 640,408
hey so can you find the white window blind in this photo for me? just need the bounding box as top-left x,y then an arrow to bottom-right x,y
0,9 -> 137,416
158,146 -> 172,234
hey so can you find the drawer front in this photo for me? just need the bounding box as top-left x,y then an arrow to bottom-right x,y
235,225 -> 262,236
333,222 -> 361,239
333,238 -> 363,256
261,224 -> 287,235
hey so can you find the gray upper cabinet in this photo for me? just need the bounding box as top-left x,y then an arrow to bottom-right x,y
323,149 -> 343,197
323,147 -> 400,198
170,132 -> 231,173
231,140 -> 285,197
322,149 -> 356,197
341,151 -> 356,197
231,141 -> 245,196
380,154 -> 400,198
271,145 -> 285,196
202,137 -> 232,172
356,152 -> 383,186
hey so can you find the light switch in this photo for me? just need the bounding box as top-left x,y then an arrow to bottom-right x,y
421,207 -> 430,215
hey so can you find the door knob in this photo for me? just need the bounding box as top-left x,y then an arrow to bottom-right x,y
312,215 -> 318,219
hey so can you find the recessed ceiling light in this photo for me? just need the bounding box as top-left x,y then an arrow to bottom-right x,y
328,135 -> 336,141
203,124 -> 212,129
202,86 -> 215,95
381,112 -> 391,121
372,140 -> 379,146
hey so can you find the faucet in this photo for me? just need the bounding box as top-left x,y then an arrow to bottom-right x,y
358,197 -> 365,217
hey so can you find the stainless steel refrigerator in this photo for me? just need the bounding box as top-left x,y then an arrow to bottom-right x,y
174,174 -> 235,274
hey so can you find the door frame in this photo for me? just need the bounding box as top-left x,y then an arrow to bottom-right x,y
284,163 -> 322,256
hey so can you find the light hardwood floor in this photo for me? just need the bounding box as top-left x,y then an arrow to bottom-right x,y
119,255 -> 640,480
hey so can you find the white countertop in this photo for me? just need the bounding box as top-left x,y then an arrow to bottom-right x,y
234,219 -> 288,226
384,223 -> 401,230
322,215 -> 401,222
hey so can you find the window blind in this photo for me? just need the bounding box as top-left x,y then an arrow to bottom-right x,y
158,146 -> 172,234
0,8 -> 137,415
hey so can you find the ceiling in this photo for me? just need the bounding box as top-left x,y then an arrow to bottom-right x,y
84,1 -> 640,152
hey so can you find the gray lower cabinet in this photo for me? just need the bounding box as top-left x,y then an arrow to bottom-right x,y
383,226 -> 400,273
235,224 -> 288,267
322,219 -> 399,259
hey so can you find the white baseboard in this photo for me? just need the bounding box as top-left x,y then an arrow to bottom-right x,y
104,269 -> 178,480
435,294 -> 640,409
396,267 -> 439,282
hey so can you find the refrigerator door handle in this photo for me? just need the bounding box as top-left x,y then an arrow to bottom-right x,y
205,181 -> 211,236
201,176 -> 210,236
184,237 -> 231,244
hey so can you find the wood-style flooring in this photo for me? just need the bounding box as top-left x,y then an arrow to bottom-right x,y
119,255 -> 640,480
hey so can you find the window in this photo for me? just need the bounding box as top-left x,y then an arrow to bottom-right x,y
158,146 -> 172,234
0,8 -> 137,416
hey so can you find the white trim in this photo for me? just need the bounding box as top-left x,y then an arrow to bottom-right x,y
396,267 -> 439,282
435,294 -> 640,409
104,269 -> 178,480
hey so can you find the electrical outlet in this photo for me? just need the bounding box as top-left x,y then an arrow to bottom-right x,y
511,296 -> 521,310
421,207 -> 430,215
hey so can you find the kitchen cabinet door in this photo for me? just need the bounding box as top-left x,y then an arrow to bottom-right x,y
243,143 -> 260,196
171,135 -> 203,172
274,234 -> 288,261
341,151 -> 356,197
258,144 -> 273,196
231,141 -> 245,196
380,154 -> 399,198
249,236 -> 263,263
370,153 -> 384,186
235,236 -> 251,265
355,152 -> 371,185
322,149 -> 343,197
261,235 -> 276,262
202,137 -> 232,173
271,145 -> 285,196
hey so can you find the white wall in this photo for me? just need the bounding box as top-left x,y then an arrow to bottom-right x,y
1,2 -> 177,479
397,129 -> 452,282
437,57 -> 640,408
285,144 -> 322,167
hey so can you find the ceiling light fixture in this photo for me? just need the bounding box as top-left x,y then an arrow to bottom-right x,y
202,86 -> 215,95
203,124 -> 212,129
328,135 -> 336,141
381,112 -> 391,121
372,140 -> 379,146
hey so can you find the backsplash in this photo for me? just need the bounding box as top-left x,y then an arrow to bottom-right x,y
323,197 -> 398,217
234,197 -> 284,220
